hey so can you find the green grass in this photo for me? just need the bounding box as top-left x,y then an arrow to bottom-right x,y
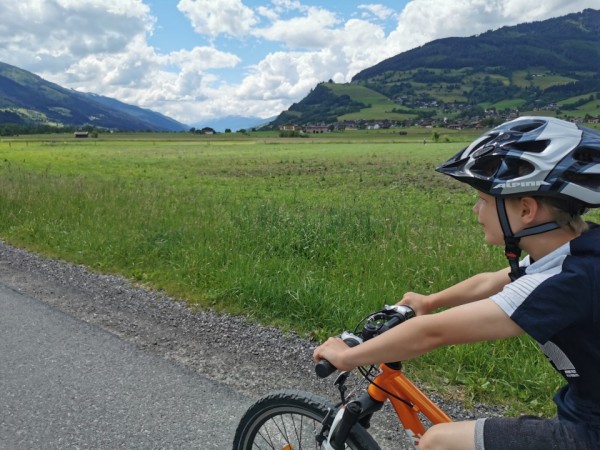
489,98 -> 527,110
512,70 -> 577,89
1,134 -> 593,416
557,94 -> 600,118
328,83 -> 393,106
327,83 -> 416,121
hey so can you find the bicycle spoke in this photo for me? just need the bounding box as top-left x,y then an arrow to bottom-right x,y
255,424 -> 276,449
292,414 -> 303,446
250,413 -> 322,450
290,413 -> 309,449
271,415 -> 290,445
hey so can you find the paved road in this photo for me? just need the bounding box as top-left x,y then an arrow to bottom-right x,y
0,283 -> 251,449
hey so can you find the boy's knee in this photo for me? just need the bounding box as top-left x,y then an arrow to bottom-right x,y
418,421 -> 476,450
419,424 -> 445,450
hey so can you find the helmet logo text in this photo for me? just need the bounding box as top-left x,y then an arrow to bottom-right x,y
493,180 -> 550,189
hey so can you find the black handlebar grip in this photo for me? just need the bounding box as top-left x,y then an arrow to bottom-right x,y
315,359 -> 337,378
314,334 -> 362,378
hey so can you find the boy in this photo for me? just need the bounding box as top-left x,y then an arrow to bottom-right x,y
313,116 -> 600,449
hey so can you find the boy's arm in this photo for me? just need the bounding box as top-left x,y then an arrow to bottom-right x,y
399,267 -> 511,315
314,298 -> 523,372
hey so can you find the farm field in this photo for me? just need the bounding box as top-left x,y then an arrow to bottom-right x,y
1,132 -> 593,415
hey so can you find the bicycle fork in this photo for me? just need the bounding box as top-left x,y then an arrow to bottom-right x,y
318,392 -> 384,450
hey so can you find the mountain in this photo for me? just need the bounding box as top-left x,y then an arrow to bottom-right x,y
267,8 -> 600,129
81,93 -> 188,132
0,61 -> 188,132
193,115 -> 276,132
353,9 -> 600,80
269,84 -> 367,129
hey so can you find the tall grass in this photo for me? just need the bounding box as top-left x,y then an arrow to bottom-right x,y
1,137 -> 588,415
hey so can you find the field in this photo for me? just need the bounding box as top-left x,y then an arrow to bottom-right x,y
511,70 -> 578,89
2,131 -> 591,415
328,84 -> 411,121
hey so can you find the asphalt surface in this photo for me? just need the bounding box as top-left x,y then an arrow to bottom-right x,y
0,283 -> 251,449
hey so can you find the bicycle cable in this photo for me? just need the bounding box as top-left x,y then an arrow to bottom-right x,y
349,307 -> 416,409
357,365 -> 415,409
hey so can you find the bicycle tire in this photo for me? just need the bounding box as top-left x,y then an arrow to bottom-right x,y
232,389 -> 381,450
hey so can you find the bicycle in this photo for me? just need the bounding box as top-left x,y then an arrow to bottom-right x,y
232,304 -> 453,449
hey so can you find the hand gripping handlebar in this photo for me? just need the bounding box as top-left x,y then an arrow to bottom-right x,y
315,304 -> 415,378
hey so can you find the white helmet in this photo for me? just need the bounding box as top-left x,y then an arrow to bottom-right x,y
437,116 -> 600,211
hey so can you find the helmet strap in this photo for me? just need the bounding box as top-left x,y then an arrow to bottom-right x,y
496,198 -> 523,281
495,198 -> 560,281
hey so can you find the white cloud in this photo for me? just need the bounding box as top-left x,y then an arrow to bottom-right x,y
177,0 -> 258,38
333,19 -> 387,80
166,47 -> 241,72
0,0 -> 153,73
253,7 -> 340,49
358,4 -> 396,20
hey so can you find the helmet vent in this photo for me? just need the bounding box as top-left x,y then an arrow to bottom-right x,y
563,172 -> 600,192
573,146 -> 600,163
510,139 -> 550,153
510,121 -> 545,133
470,155 -> 501,178
468,135 -> 497,157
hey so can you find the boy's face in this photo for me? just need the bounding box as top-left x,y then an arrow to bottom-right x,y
472,191 -> 506,246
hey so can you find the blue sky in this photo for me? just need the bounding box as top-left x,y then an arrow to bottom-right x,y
144,0 -> 407,87
0,1 -> 597,126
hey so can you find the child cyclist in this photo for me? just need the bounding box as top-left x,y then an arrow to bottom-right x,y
313,116 -> 600,450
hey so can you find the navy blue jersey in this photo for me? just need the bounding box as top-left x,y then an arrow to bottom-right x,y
491,223 -> 600,430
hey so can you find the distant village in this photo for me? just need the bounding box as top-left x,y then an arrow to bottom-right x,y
70,107 -> 600,138
278,108 -> 600,135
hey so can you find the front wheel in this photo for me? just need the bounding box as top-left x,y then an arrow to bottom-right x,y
232,389 -> 381,450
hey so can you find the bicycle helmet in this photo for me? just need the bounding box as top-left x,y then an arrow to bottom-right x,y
437,116 -> 600,207
437,116 -> 600,280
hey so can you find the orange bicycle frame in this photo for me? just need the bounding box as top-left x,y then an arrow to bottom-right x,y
367,363 -> 452,448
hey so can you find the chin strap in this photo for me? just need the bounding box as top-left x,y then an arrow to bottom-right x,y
496,198 -> 561,281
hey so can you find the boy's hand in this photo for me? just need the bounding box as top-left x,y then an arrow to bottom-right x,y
313,337 -> 354,372
397,292 -> 432,315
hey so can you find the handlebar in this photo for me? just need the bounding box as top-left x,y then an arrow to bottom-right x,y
315,331 -> 363,378
315,305 -> 415,378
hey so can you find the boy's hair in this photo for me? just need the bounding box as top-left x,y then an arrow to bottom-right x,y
537,197 -> 589,234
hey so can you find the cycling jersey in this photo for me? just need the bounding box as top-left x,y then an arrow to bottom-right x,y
490,223 -> 600,433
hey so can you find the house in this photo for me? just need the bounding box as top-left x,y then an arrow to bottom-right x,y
74,131 -> 89,138
304,125 -> 329,134
279,124 -> 302,132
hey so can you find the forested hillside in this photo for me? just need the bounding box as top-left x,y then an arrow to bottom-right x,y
268,9 -> 600,129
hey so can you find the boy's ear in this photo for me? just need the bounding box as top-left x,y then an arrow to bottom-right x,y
519,197 -> 540,223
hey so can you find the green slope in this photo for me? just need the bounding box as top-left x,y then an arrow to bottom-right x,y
268,9 -> 600,128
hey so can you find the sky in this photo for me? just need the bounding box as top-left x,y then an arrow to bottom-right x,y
0,1 -> 597,127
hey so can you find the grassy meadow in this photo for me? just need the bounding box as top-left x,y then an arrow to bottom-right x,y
2,131 -> 593,415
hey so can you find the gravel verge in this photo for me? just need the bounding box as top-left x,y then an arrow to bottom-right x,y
0,240 -> 505,448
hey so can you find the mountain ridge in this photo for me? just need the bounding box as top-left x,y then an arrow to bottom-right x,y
268,8 -> 600,129
353,8 -> 600,80
0,61 -> 188,132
